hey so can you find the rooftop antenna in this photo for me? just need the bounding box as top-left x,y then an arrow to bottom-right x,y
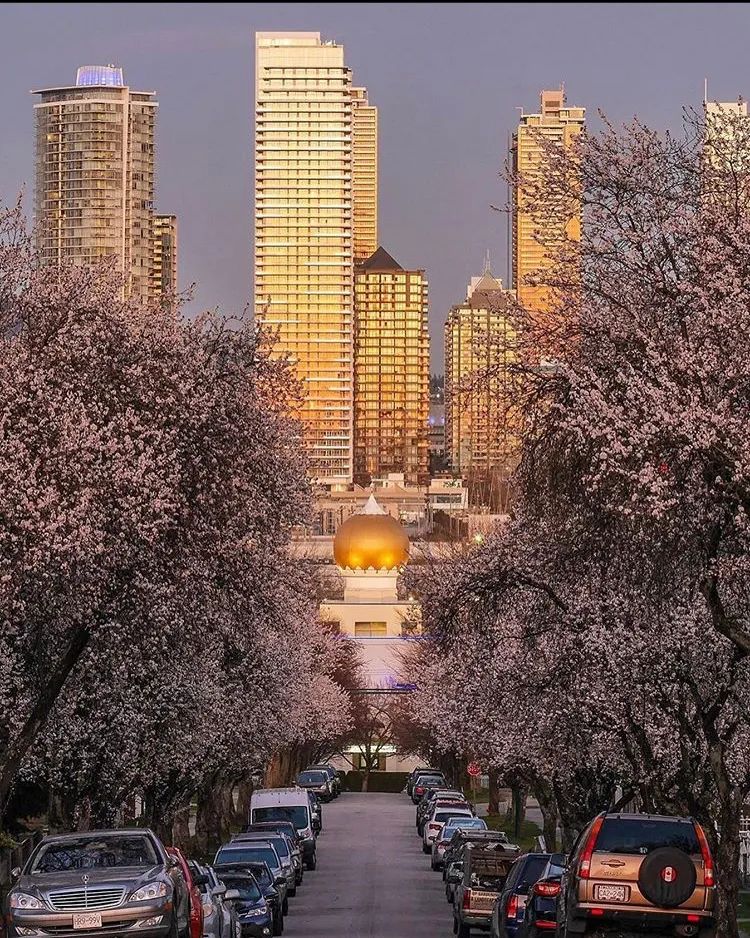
483,249 -> 491,276
704,77 -> 708,105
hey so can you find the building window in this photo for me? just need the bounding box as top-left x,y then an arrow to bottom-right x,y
354,621 -> 387,638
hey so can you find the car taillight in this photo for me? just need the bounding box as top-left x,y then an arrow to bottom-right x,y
579,815 -> 605,879
533,880 -> 561,898
506,894 -> 519,918
695,822 -> 715,888
416,787 -> 424,795
462,888 -> 472,910
429,822 -> 440,830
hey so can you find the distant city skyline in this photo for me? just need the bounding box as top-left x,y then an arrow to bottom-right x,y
2,3 -> 750,369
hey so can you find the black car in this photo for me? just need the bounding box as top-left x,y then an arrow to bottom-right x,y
218,870 -> 274,938
4,829 -> 189,938
407,766 -> 439,798
517,854 -> 565,937
491,852 -> 555,938
214,862 -> 283,936
411,772 -> 448,803
306,764 -> 341,798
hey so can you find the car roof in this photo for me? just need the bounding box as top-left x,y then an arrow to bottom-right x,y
604,812 -> 693,823
233,832 -> 289,842
38,829 -> 156,843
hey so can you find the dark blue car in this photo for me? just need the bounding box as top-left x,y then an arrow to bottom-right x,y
219,871 -> 274,937
518,854 -> 566,937
490,853 -> 552,938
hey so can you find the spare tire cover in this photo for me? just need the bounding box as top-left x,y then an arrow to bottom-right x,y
638,847 -> 697,908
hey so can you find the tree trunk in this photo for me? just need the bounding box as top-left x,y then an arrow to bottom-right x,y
0,625 -> 91,822
488,768 -> 501,816
235,777 -> 254,827
533,779 -> 558,852
714,797 -> 741,938
195,775 -> 232,855
512,786 -> 526,839
172,806 -> 191,849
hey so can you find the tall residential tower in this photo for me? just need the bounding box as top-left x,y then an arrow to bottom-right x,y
33,66 -> 157,301
351,87 -> 378,263
353,247 -> 429,485
254,32 -> 355,484
512,88 -> 585,318
152,213 -> 178,298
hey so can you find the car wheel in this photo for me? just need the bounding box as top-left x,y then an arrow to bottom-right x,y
168,915 -> 179,938
422,842 -> 431,854
273,911 -> 283,936
289,885 -> 297,898
452,915 -> 458,935
430,856 -> 437,870
457,922 -> 471,938
306,852 -> 317,871
282,897 -> 289,915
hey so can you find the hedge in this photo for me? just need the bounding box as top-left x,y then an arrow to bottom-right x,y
343,770 -> 409,793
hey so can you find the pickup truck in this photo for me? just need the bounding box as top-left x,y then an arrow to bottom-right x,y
450,843 -> 519,937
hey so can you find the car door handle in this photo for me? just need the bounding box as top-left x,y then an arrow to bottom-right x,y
600,860 -> 626,867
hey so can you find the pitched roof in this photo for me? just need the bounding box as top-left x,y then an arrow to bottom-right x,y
359,246 -> 403,271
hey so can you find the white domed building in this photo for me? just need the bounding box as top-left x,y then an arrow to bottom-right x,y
321,494 -> 420,692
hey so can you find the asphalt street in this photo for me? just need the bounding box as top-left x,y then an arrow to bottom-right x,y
283,792 -> 450,937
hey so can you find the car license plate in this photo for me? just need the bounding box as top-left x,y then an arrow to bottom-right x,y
73,913 -> 103,929
594,884 -> 630,902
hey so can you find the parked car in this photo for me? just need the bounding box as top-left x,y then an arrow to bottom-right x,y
4,829 -> 190,938
295,769 -> 332,803
557,812 -> 716,937
411,772 -> 448,803
416,790 -> 468,833
188,862 -> 239,938
444,830 -> 515,882
213,863 -> 282,937
217,869 -> 274,938
407,766 -> 440,798
419,797 -> 473,838
307,790 -> 323,834
491,852 -> 554,938
516,854 -> 566,937
431,817 -> 488,870
230,834 -> 296,898
248,789 -> 317,870
240,824 -> 303,886
306,764 -> 341,798
214,842 -> 288,916
166,847 -> 204,938
422,805 -> 476,853
451,843 -> 519,938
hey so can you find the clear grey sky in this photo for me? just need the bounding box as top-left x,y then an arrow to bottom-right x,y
1,3 -> 748,370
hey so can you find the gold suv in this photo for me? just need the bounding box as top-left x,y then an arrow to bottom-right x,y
557,812 -> 716,937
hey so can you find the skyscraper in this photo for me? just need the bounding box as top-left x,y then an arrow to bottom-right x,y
444,268 -> 517,477
254,32 -> 354,485
351,87 -> 378,263
353,247 -> 429,485
512,88 -> 585,318
33,65 -> 156,301
152,214 -> 178,299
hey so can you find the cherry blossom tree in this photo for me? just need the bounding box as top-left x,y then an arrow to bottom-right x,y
412,107 -> 750,935
0,200 -> 352,843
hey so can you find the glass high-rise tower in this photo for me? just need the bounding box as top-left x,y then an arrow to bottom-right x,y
254,32 -> 356,485
33,66 -> 157,301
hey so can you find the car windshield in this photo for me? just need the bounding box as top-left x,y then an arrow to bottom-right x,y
596,818 -> 700,856
215,847 -> 279,871
220,876 -> 262,902
30,836 -> 158,873
252,806 -> 308,830
297,771 -> 326,785
444,820 -> 486,836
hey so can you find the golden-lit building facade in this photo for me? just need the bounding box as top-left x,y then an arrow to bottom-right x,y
444,271 -> 517,475
353,247 -> 429,486
33,66 -> 156,302
351,87 -> 378,263
254,32 -> 354,485
152,213 -> 177,299
512,88 -> 585,318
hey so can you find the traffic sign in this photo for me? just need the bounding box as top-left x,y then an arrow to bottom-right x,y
467,762 -> 481,778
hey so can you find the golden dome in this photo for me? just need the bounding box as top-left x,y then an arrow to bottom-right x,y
333,495 -> 410,570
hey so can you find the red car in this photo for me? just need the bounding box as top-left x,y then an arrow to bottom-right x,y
166,847 -> 204,938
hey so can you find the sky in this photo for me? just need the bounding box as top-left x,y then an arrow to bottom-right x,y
2,2 -> 750,371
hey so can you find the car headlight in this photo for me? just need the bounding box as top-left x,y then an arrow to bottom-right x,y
242,908 -> 266,918
129,882 -> 168,902
10,893 -> 44,910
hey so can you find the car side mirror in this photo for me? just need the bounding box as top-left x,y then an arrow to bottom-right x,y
274,876 -> 285,886
211,884 -> 226,897
10,867 -> 21,881
223,889 -> 240,901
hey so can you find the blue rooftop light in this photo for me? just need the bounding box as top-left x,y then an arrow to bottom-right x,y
76,65 -> 124,87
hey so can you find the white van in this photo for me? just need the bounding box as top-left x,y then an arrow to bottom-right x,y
249,788 -> 317,870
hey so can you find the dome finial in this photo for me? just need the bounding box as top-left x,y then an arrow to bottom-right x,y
361,493 -> 386,515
